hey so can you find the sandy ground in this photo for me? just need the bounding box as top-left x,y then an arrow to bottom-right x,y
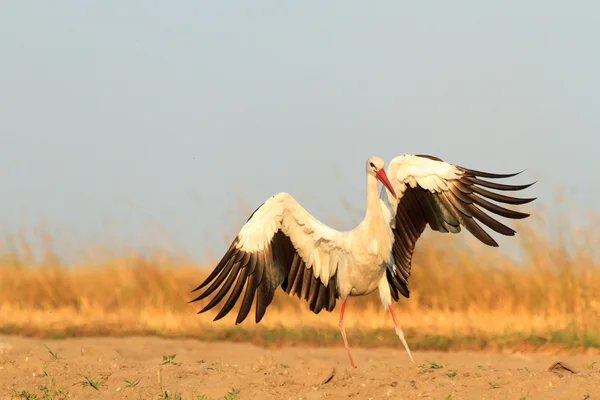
1,335 -> 600,400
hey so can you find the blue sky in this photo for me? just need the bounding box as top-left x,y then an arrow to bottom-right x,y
1,2 -> 598,262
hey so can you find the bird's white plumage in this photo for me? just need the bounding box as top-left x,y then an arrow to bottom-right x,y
236,192 -> 349,287
374,155 -> 469,306
230,157 -> 397,298
379,155 -> 463,222
389,154 -> 462,192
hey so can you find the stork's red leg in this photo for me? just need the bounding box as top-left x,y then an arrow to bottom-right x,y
388,303 -> 415,363
338,299 -> 355,368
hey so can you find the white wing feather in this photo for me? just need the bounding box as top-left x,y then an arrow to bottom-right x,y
389,155 -> 462,193
236,192 -> 348,285
380,155 -> 463,220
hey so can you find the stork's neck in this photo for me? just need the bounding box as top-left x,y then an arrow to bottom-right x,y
364,173 -> 386,227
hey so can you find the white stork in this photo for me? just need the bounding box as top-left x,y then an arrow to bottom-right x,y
190,155 -> 535,367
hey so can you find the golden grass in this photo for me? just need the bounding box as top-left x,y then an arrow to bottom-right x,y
2,204 -> 600,354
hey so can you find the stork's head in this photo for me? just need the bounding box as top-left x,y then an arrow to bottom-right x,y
366,156 -> 397,198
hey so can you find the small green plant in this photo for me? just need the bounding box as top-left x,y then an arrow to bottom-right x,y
224,387 -> 240,400
43,344 -> 60,360
37,381 -> 65,398
124,377 -> 140,388
488,382 -> 501,389
41,364 -> 50,377
444,391 -> 453,400
445,370 -> 457,378
162,354 -> 178,365
280,363 -> 289,368
9,387 -> 38,400
583,394 -> 590,400
76,375 -> 103,390
425,360 -> 444,369
10,376 -> 66,399
206,362 -> 222,372
587,361 -> 597,370
158,390 -> 183,400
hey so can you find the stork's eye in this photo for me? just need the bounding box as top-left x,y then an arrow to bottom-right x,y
369,162 -> 376,169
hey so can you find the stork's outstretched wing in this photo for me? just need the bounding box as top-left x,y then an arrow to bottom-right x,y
190,193 -> 348,324
379,154 -> 536,301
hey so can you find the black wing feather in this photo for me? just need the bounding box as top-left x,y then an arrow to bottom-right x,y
386,156 -> 536,300
190,213 -> 340,324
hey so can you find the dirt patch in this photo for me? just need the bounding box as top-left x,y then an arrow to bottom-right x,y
1,335 -> 599,399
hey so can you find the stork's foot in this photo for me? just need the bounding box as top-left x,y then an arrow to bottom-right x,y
342,333 -> 356,369
394,324 -> 414,363
388,303 -> 415,363
340,319 -> 356,368
339,299 -> 357,368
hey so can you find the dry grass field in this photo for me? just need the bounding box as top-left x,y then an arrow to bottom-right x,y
1,204 -> 600,353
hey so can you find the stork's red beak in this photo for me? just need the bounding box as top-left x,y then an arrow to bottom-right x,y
375,169 -> 397,199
